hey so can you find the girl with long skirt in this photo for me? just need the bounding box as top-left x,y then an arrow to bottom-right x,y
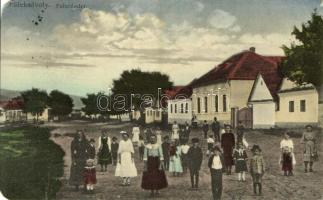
169,140 -> 183,176
141,134 -> 168,197
98,130 -> 112,172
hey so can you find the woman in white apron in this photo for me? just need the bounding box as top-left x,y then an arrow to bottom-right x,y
115,131 -> 137,186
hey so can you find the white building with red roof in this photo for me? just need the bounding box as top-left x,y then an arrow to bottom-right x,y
191,47 -> 283,128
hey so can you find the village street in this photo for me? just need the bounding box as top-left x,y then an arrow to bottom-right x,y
50,121 -> 323,200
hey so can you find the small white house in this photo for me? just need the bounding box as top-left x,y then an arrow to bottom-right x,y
145,108 -> 162,124
168,98 -> 192,124
248,74 -> 276,129
275,78 -> 318,127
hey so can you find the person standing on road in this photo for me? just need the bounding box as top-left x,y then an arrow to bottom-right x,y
162,136 -> 170,171
250,145 -> 265,196
187,138 -> 203,189
301,125 -> 318,173
141,134 -> 168,197
69,130 -> 88,191
221,125 -> 235,175
202,120 -> 209,139
172,121 -> 180,142
115,131 -> 137,186
97,130 -> 112,172
208,146 -> 225,200
233,142 -> 248,181
211,117 -> 221,141
279,132 -> 295,176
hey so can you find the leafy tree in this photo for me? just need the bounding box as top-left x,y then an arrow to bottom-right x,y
0,127 -> 65,200
81,92 -> 112,119
48,90 -> 74,120
112,69 -> 173,113
21,88 -> 48,122
282,11 -> 323,89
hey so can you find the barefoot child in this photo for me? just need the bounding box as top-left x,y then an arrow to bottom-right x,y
250,145 -> 265,196
83,159 -> 97,193
233,142 -> 248,181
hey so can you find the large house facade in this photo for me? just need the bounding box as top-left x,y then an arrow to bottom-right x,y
191,48 -> 283,128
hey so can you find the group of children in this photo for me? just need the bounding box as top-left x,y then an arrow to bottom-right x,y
71,123 -> 295,199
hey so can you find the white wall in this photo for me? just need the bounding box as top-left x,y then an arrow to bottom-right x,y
276,89 -> 318,126
249,75 -> 273,101
191,80 -> 253,123
252,102 -> 275,129
168,99 -> 192,124
145,108 -> 162,124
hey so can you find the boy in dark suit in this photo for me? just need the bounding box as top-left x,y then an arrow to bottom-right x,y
187,138 -> 203,189
162,136 -> 170,171
208,146 -> 225,200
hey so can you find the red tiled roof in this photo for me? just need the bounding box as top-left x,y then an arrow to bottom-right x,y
192,51 -> 284,91
170,79 -> 198,99
0,98 -> 24,110
164,86 -> 184,99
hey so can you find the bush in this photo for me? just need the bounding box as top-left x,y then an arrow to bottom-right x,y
0,127 -> 65,200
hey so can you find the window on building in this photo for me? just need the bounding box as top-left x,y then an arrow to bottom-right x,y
300,100 -> 306,112
170,104 -> 173,113
181,103 -> 184,113
185,103 -> 188,113
204,97 -> 208,113
215,95 -> 218,112
156,111 -> 160,117
223,95 -> 227,112
197,98 -> 201,113
150,110 -> 153,115
289,101 -> 294,112
175,104 -> 177,113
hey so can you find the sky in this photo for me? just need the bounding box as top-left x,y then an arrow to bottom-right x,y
1,0 -> 323,96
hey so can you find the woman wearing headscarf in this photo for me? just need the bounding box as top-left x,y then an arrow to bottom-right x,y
115,131 -> 137,186
69,130 -> 88,190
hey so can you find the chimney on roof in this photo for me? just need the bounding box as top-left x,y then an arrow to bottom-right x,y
249,47 -> 256,52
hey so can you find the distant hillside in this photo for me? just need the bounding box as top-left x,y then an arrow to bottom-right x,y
0,89 -> 84,109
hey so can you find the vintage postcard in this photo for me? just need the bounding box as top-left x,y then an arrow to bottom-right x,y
0,0 -> 323,199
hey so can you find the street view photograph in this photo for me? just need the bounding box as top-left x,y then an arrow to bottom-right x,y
1,0 -> 323,199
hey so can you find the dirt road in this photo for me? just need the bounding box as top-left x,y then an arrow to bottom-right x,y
51,121 -> 323,200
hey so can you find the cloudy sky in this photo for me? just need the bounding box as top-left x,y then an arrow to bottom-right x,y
1,0 -> 323,96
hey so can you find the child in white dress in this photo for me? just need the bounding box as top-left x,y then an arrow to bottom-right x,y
115,131 -> 137,186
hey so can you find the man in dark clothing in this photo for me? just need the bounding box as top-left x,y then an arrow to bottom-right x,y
208,146 -> 225,200
87,138 -> 96,159
187,138 -> 203,189
211,117 -> 221,141
162,136 -> 170,171
202,120 -> 209,139
236,121 -> 245,144
111,137 -> 119,166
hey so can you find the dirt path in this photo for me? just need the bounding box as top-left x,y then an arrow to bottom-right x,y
52,121 -> 323,200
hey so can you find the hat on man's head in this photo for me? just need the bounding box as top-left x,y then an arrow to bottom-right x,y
191,138 -> 199,143
305,124 -> 313,129
120,131 -> 129,137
